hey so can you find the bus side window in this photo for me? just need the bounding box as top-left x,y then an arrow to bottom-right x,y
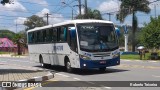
53,28 -> 57,42
43,30 -> 47,43
57,26 -> 67,42
28,32 -> 33,44
57,27 -> 60,42
37,31 -> 41,43
64,27 -> 67,41
34,31 -> 37,43
67,26 -> 78,52
46,29 -> 50,42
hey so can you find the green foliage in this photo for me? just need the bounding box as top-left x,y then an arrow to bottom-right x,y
120,53 -> 151,60
24,15 -> 47,31
141,16 -> 160,50
117,0 -> 150,22
76,8 -> 103,20
117,0 -> 150,52
116,25 -> 142,47
1,0 -> 9,5
13,33 -> 25,44
13,33 -> 25,55
0,30 -> 15,40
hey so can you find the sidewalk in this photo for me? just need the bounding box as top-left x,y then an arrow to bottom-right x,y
0,54 -> 28,58
0,61 -> 54,89
121,59 -> 160,62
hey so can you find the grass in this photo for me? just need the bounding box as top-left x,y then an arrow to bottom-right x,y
0,51 -> 11,54
120,53 -> 151,60
11,54 -> 28,57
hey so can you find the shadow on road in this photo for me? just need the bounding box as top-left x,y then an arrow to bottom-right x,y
34,65 -> 129,75
70,68 -> 129,75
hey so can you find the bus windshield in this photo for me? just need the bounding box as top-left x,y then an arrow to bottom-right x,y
77,23 -> 118,52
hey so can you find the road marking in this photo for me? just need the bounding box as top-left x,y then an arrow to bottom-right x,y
55,73 -> 70,77
149,61 -> 159,63
123,60 -> 131,62
5,59 -> 35,63
118,64 -> 160,69
73,77 -> 81,80
121,59 -> 160,63
104,87 -> 112,89
6,63 -> 43,71
152,75 -> 160,77
86,81 -> 95,84
0,61 -> 7,63
100,85 -> 112,89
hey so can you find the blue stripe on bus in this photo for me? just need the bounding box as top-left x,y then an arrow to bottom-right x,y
80,56 -> 120,69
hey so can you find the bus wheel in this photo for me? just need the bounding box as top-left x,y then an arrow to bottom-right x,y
65,61 -> 72,73
40,56 -> 48,68
99,67 -> 106,72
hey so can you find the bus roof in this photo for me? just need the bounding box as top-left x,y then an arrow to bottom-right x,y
27,19 -> 113,32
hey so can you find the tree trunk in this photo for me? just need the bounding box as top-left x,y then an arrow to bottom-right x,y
132,12 -> 137,52
17,40 -> 21,55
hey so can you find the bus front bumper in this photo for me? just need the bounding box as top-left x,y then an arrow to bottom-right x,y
80,56 -> 120,69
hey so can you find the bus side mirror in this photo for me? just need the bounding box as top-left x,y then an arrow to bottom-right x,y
69,27 -> 76,38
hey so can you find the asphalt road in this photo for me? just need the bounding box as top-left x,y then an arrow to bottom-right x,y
0,57 -> 160,90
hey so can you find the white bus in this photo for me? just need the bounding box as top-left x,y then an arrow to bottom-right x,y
27,20 -> 120,72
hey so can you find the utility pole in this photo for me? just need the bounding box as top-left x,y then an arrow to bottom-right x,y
149,0 -> 160,18
84,0 -> 87,15
103,13 -> 114,21
107,13 -> 112,21
78,0 -> 81,16
45,13 -> 51,25
154,4 -> 156,18
16,20 -> 17,33
72,9 -> 73,19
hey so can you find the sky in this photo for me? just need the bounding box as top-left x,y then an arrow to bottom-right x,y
0,0 -> 160,33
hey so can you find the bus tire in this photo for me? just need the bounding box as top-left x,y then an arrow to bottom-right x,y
39,56 -> 49,68
99,67 -> 106,72
65,59 -> 72,73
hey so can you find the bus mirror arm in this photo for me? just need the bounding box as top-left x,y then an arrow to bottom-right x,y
76,48 -> 78,52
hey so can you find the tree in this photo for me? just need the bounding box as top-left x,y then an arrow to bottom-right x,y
76,8 -> 103,20
13,33 -> 25,55
1,0 -> 9,5
117,0 -> 150,52
24,15 -> 47,31
0,30 -> 15,40
140,16 -> 160,52
1,0 -> 12,5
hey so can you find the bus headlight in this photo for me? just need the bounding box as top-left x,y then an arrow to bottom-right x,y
80,55 -> 91,60
113,53 -> 120,58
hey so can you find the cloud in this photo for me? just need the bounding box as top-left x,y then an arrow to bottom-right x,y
36,8 -> 65,24
14,17 -> 27,25
77,7 -> 85,15
49,14 -> 64,24
28,0 -> 48,6
149,0 -> 160,9
98,0 -> 120,12
36,8 -> 50,17
0,0 -> 27,12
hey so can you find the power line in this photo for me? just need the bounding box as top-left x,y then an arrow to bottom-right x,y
52,0 -> 76,14
18,1 -> 61,7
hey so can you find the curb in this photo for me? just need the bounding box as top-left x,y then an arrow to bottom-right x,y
121,59 -> 160,62
0,55 -> 28,58
3,72 -> 54,90
0,54 -> 29,58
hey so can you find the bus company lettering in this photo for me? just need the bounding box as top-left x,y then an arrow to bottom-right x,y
54,45 -> 63,51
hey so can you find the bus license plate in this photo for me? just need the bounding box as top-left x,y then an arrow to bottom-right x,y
100,61 -> 106,64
